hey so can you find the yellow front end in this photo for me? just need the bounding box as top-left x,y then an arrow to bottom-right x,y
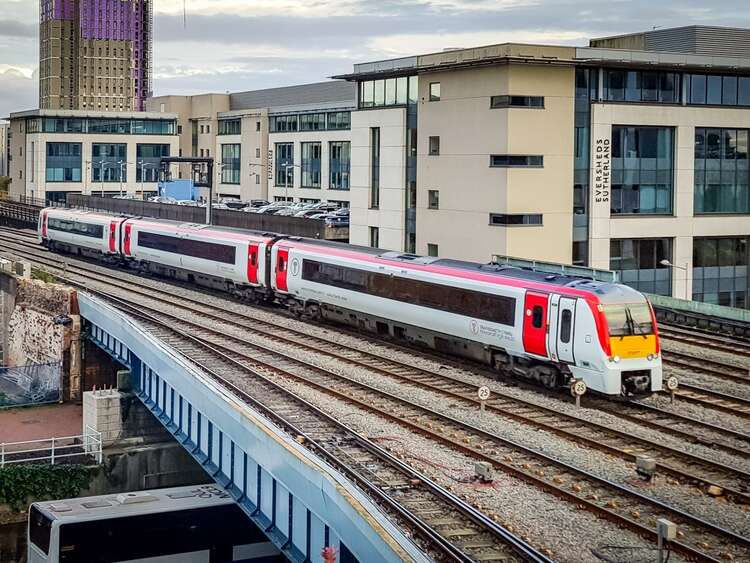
609,335 -> 658,360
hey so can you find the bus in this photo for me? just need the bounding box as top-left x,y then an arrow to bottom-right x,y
27,484 -> 285,563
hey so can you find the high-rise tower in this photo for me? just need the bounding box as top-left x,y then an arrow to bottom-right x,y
39,0 -> 152,111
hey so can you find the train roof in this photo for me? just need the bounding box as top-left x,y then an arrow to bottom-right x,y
291,238 -> 647,303
32,484 -> 234,522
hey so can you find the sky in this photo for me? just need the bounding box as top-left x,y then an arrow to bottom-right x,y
1,0 -> 750,118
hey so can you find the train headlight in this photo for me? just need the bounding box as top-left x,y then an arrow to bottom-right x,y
665,375 -> 679,391
611,355 -> 621,363
647,354 -> 656,361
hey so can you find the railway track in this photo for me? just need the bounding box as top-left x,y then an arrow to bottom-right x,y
673,384 -> 750,420
122,298 -> 545,562
663,349 -> 750,386
2,235 -> 749,499
104,293 -> 750,562
660,325 -> 750,360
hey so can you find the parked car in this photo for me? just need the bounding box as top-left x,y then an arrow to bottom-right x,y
176,200 -> 198,206
324,215 -> 349,227
222,200 -> 247,210
148,196 -> 178,204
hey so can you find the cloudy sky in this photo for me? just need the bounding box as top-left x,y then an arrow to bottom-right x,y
2,0 -> 750,118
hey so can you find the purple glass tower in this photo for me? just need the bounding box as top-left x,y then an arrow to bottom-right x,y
39,0 -> 152,111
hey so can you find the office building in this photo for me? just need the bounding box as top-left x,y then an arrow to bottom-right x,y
7,109 -> 178,202
148,82 -> 356,204
40,0 -> 152,111
331,25 -> 750,307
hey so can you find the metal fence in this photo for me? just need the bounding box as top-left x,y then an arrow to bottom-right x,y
0,426 -> 103,466
67,194 -> 333,239
0,193 -> 46,208
0,363 -> 62,408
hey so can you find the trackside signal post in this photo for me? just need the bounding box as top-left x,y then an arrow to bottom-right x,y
159,156 -> 215,224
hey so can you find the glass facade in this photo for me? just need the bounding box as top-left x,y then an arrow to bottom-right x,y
221,144 -> 241,184
218,119 -> 241,135
329,141 -> 350,190
275,143 -> 294,186
686,74 -> 750,107
490,95 -> 544,109
270,112 -> 351,132
136,144 -> 169,182
36,117 -> 176,135
45,142 -> 82,182
359,76 -> 417,108
301,142 -> 321,188
370,128 -> 380,208
610,238 -> 672,295
573,68 -> 598,266
490,155 -> 543,167
603,70 -> 680,103
92,143 -> 127,182
611,126 -> 674,214
693,237 -> 748,308
694,128 -> 749,214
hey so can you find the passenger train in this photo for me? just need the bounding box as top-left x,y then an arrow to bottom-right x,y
38,207 -> 671,397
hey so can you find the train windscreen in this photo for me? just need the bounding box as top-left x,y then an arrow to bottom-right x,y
603,303 -> 654,337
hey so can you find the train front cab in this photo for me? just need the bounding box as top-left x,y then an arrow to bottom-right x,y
571,299 -> 663,396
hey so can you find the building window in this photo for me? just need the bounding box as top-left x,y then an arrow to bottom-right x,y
218,119 -> 241,135
200,125 -> 204,134
489,213 -> 543,226
221,144 -> 241,184
693,237 -> 748,308
603,70 -> 680,103
370,128 -> 380,208
694,128 -> 749,214
256,121 -> 261,132
610,238 -> 672,296
300,113 -> 326,131
369,226 -> 379,248
611,126 -> 674,215
275,143 -> 294,187
359,76 -> 416,108
177,125 -> 182,134
428,136 -> 440,156
301,142 -> 322,188
490,95 -> 544,109
45,142 -> 82,183
427,243 -> 438,257
329,141 -> 350,190
429,82 -> 441,101
327,112 -> 351,130
490,155 -> 543,167
270,115 -> 298,133
428,190 -> 439,209
206,125 -> 210,134
136,144 -> 169,182
92,143 -> 126,182
686,74 -> 750,107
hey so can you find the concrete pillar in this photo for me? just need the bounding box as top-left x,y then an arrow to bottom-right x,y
83,389 -> 123,447
67,316 -> 82,400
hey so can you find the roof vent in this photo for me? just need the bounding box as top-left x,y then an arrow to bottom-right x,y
116,492 -> 159,505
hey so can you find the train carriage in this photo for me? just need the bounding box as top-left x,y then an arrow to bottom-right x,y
39,208 -> 125,259
271,239 -> 664,396
121,218 -> 278,299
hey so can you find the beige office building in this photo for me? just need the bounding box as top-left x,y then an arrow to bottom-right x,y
334,25 -> 750,307
7,109 -> 178,202
0,123 -> 8,178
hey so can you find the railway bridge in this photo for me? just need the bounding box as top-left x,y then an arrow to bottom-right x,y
77,291 -> 426,563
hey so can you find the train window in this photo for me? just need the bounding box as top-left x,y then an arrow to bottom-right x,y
278,256 -> 286,272
302,259 -> 515,326
250,250 -> 257,266
560,309 -> 572,343
48,218 -> 104,239
138,231 -> 236,264
29,506 -> 52,555
531,305 -> 544,328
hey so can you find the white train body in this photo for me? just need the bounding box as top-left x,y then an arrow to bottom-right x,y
38,208 -> 665,397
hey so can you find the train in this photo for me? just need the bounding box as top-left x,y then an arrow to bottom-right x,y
38,207 -> 673,397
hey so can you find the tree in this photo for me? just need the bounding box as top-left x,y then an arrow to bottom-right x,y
0,176 -> 10,194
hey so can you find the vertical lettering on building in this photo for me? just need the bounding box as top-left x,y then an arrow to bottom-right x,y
594,138 -> 610,204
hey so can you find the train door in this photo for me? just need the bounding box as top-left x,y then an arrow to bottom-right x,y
122,223 -> 132,256
275,247 -> 289,292
523,292 -> 549,357
40,211 -> 48,239
108,221 -> 118,253
556,297 -> 576,364
247,243 -> 259,284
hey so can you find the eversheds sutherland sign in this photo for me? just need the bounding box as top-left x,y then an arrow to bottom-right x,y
594,138 -> 611,204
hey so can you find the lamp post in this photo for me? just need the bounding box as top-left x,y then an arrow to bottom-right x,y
283,162 -> 300,202
137,161 -> 157,201
83,160 -> 92,197
117,160 -> 127,198
660,259 -> 689,300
